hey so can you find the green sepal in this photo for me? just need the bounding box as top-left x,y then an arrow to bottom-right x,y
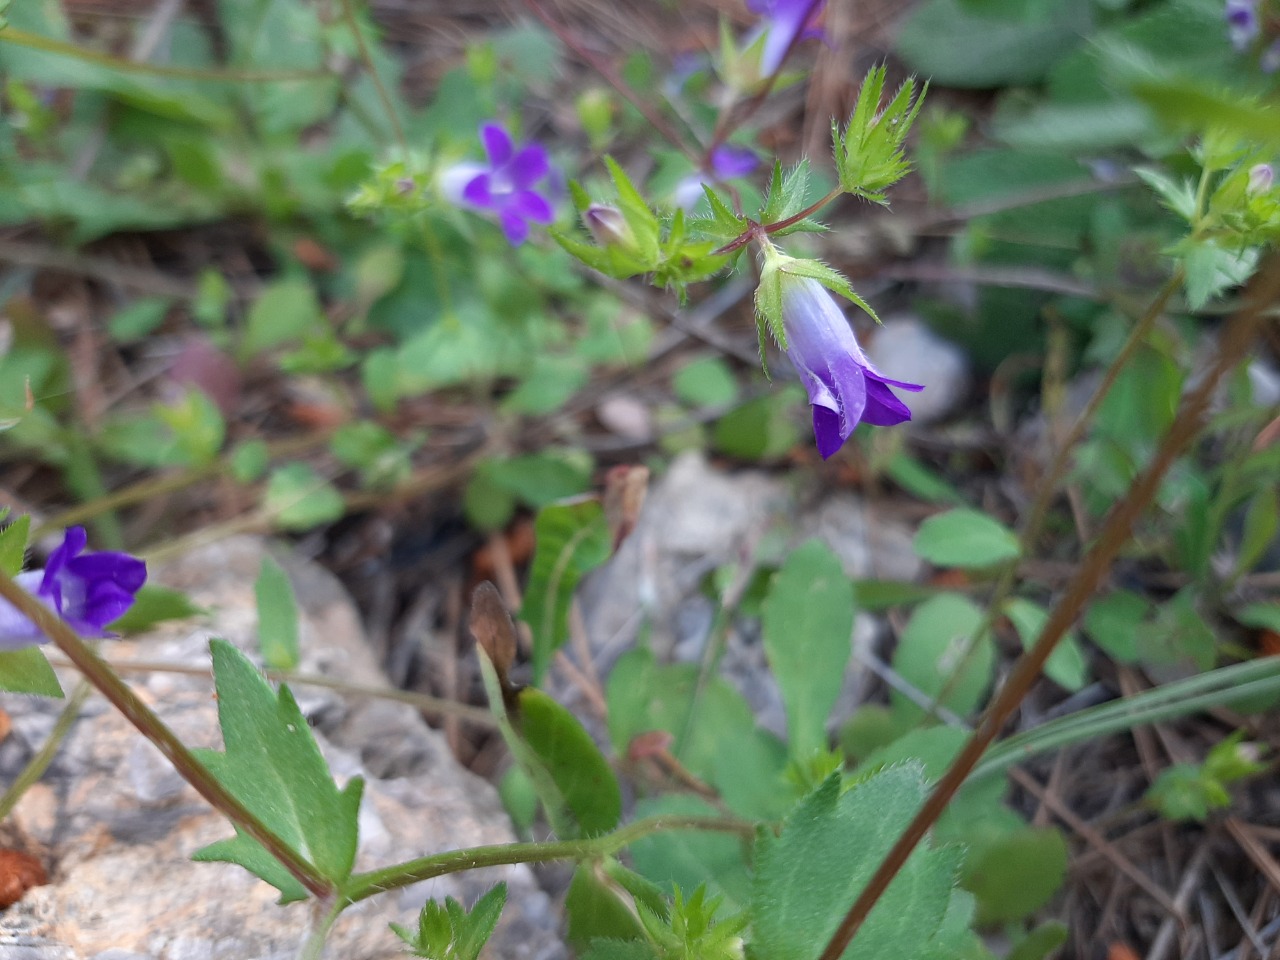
760,159 -> 811,227
779,257 -> 881,324
604,156 -> 662,261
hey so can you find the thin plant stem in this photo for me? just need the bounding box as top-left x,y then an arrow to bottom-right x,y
0,28 -> 329,82
0,572 -> 333,899
47,655 -> 499,728
298,895 -> 343,960
922,269 -> 1184,721
0,680 -> 92,821
335,0 -> 407,153
815,258 -> 1279,960
342,813 -> 754,905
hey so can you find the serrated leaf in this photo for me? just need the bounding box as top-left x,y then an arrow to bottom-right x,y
750,769 -> 966,960
192,639 -> 362,902
0,648 -> 64,697
392,883 -> 507,960
762,541 -> 855,760
0,515 -> 30,576
761,160 -> 812,226
891,593 -> 995,722
521,500 -> 612,683
255,556 -> 299,671
513,687 -> 622,837
1134,167 -> 1197,223
913,508 -> 1020,569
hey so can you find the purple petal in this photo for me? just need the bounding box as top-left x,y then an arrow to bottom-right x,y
812,406 -> 845,460
860,375 -> 915,426
462,173 -> 495,209
509,189 -> 554,224
499,210 -> 531,246
480,123 -> 513,166
507,145 -> 550,189
710,144 -> 760,179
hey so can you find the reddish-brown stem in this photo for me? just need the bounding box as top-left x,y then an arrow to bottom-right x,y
815,258 -> 1279,960
0,573 -> 333,900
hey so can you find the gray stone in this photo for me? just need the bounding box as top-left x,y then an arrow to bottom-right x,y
0,537 -> 562,960
864,315 -> 969,424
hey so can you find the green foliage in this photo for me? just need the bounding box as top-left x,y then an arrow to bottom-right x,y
0,648 -> 64,698
520,499 -> 612,683
961,825 -> 1067,926
193,639 -> 363,903
832,67 -> 926,204
391,883 -> 507,960
1147,732 -> 1265,822
254,555 -> 299,672
891,593 -> 996,723
912,508 -> 1020,569
512,686 -> 622,837
263,463 -> 345,532
762,541 -> 856,759
109,585 -> 204,634
750,770 -> 969,960
1002,598 -> 1089,693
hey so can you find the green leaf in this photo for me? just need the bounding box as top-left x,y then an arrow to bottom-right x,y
108,584 -> 203,634
1003,598 -> 1089,692
833,68 -> 926,203
712,389 -> 805,462
891,593 -> 995,723
482,451 -> 594,509
242,277 -> 323,357
513,687 -> 622,837
896,0 -> 1089,87
0,515 -> 31,576
580,941 -> 660,960
391,883 -> 507,960
1238,602 -> 1280,632
520,500 -> 612,683
194,642 -> 366,906
263,463 -> 344,532
1082,590 -> 1149,664
192,639 -> 363,902
672,357 -> 739,409
1008,922 -> 1069,960
630,794 -> 754,910
750,769 -> 966,960
0,648 -> 63,697
912,508 -> 1020,569
1136,588 -> 1216,672
566,866 -> 647,949
762,541 -> 855,759
962,825 -> 1067,925
1181,240 -> 1258,310
255,556 -> 299,671
604,156 -> 661,262
760,160 -> 812,225
107,297 -> 171,342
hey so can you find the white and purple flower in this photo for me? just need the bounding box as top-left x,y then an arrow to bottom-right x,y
673,144 -> 761,211
1226,0 -> 1261,50
778,276 -> 923,459
440,123 -> 556,246
744,0 -> 827,78
0,527 -> 146,650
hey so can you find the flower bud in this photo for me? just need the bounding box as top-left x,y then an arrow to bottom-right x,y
1248,163 -> 1274,196
582,204 -> 635,251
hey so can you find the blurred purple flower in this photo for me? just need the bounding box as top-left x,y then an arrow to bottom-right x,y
1263,37 -> 1280,71
1249,162 -> 1274,195
0,527 -> 146,650
745,0 -> 827,77
780,276 -> 923,459
1226,0 -> 1260,49
440,123 -> 555,245
710,144 -> 761,179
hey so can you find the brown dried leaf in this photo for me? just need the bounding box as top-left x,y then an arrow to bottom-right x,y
0,849 -> 47,908
469,581 -> 518,686
602,465 -> 649,551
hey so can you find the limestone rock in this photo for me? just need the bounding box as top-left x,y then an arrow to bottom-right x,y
0,537 -> 561,960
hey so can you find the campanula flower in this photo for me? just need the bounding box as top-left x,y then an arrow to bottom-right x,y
744,0 -> 827,78
440,123 -> 555,246
0,527 -> 146,650
778,275 -> 923,459
1226,0 -> 1261,49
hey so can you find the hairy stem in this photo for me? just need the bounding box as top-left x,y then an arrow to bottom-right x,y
816,258 -> 1278,960
342,813 -> 754,905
